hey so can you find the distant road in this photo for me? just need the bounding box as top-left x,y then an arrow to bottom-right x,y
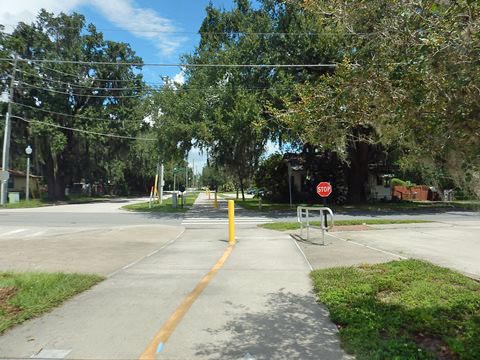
0,196 -> 183,227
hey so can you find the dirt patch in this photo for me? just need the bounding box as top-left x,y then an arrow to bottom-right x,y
0,287 -> 22,315
414,333 -> 457,360
331,225 -> 372,232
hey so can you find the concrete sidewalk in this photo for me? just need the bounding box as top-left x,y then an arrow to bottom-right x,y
0,193 -> 349,359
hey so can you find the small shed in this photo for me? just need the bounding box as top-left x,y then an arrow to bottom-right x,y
0,168 -> 42,198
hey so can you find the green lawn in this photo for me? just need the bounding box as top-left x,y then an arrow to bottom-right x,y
229,197 -> 292,211
311,260 -> 480,359
0,199 -> 48,209
233,198 -> 480,213
122,192 -> 200,213
0,272 -> 103,333
1,195 -> 112,209
259,219 -> 432,231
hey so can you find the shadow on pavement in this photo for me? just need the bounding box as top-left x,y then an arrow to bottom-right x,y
194,291 -> 348,360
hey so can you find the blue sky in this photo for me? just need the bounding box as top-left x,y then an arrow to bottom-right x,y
1,1 -> 238,83
75,0 -> 238,83
1,0 -> 277,173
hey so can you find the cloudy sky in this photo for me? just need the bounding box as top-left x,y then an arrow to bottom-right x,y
1,0 -> 278,173
0,0 -> 237,81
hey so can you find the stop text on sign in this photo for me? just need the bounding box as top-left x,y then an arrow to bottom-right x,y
316,182 -> 332,197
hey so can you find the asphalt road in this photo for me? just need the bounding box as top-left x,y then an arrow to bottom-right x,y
1,196 -> 478,228
0,195 -> 479,359
0,197 -> 184,227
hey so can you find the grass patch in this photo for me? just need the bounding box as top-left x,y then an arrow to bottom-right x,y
311,260 -> 480,359
259,219 -> 432,231
0,199 -> 49,209
1,195 -> 112,209
122,192 -> 200,213
233,198 -> 480,213
232,198 -> 292,211
0,272 -> 103,333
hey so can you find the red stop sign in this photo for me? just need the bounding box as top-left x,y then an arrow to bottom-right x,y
317,182 -> 332,197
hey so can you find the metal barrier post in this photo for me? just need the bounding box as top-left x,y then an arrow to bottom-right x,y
306,208 -> 310,241
296,206 -> 334,245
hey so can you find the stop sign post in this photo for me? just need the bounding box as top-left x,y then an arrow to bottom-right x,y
316,182 -> 332,227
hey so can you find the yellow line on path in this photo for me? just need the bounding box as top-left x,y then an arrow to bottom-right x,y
139,244 -> 235,360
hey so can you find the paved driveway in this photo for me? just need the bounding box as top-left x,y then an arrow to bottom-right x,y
300,219 -> 480,279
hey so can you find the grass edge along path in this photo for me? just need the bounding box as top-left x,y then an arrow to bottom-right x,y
0,272 -> 103,334
311,259 -> 480,359
234,197 -> 480,212
1,195 -> 113,209
122,192 -> 200,213
259,219 -> 433,231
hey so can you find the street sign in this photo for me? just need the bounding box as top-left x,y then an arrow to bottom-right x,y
0,171 -> 9,182
316,182 -> 332,197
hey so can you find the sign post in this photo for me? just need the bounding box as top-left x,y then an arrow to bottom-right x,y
316,182 -> 332,227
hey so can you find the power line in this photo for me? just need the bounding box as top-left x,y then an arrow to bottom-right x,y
13,69 -> 302,93
17,80 -> 147,98
14,69 -> 148,91
2,24 -> 374,37
0,57 -> 338,68
12,102 -> 145,123
28,64 -> 155,84
15,77 -> 299,94
9,115 -> 155,141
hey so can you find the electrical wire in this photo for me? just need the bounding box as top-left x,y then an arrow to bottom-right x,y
0,57 -> 338,68
14,69 -> 148,91
17,80 -> 147,98
2,24 -> 374,37
9,115 -> 155,141
28,64 -> 156,84
14,77 -> 299,94
12,102 -> 145,123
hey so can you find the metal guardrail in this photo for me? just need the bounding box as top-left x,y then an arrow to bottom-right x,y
297,206 -> 334,245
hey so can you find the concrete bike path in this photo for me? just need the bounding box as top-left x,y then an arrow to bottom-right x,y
157,193 -> 349,359
0,193 -> 349,359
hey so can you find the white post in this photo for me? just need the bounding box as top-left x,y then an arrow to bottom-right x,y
1,55 -> 18,205
26,156 -> 30,201
306,209 -> 310,241
159,163 -> 164,205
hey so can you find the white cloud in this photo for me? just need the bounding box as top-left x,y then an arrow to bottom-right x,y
188,147 -> 207,175
172,71 -> 185,85
0,1 -> 84,31
0,0 -> 185,57
90,0 -> 185,56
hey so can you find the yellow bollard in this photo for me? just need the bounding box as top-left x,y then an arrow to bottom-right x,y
228,200 -> 235,245
214,191 -> 218,208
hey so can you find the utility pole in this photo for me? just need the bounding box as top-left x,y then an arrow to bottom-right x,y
1,54 -> 18,205
192,159 -> 196,189
159,163 -> 164,204
185,164 -> 188,192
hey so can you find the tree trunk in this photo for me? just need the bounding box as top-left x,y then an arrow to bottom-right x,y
239,177 -> 245,201
347,141 -> 369,203
45,153 -> 56,200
